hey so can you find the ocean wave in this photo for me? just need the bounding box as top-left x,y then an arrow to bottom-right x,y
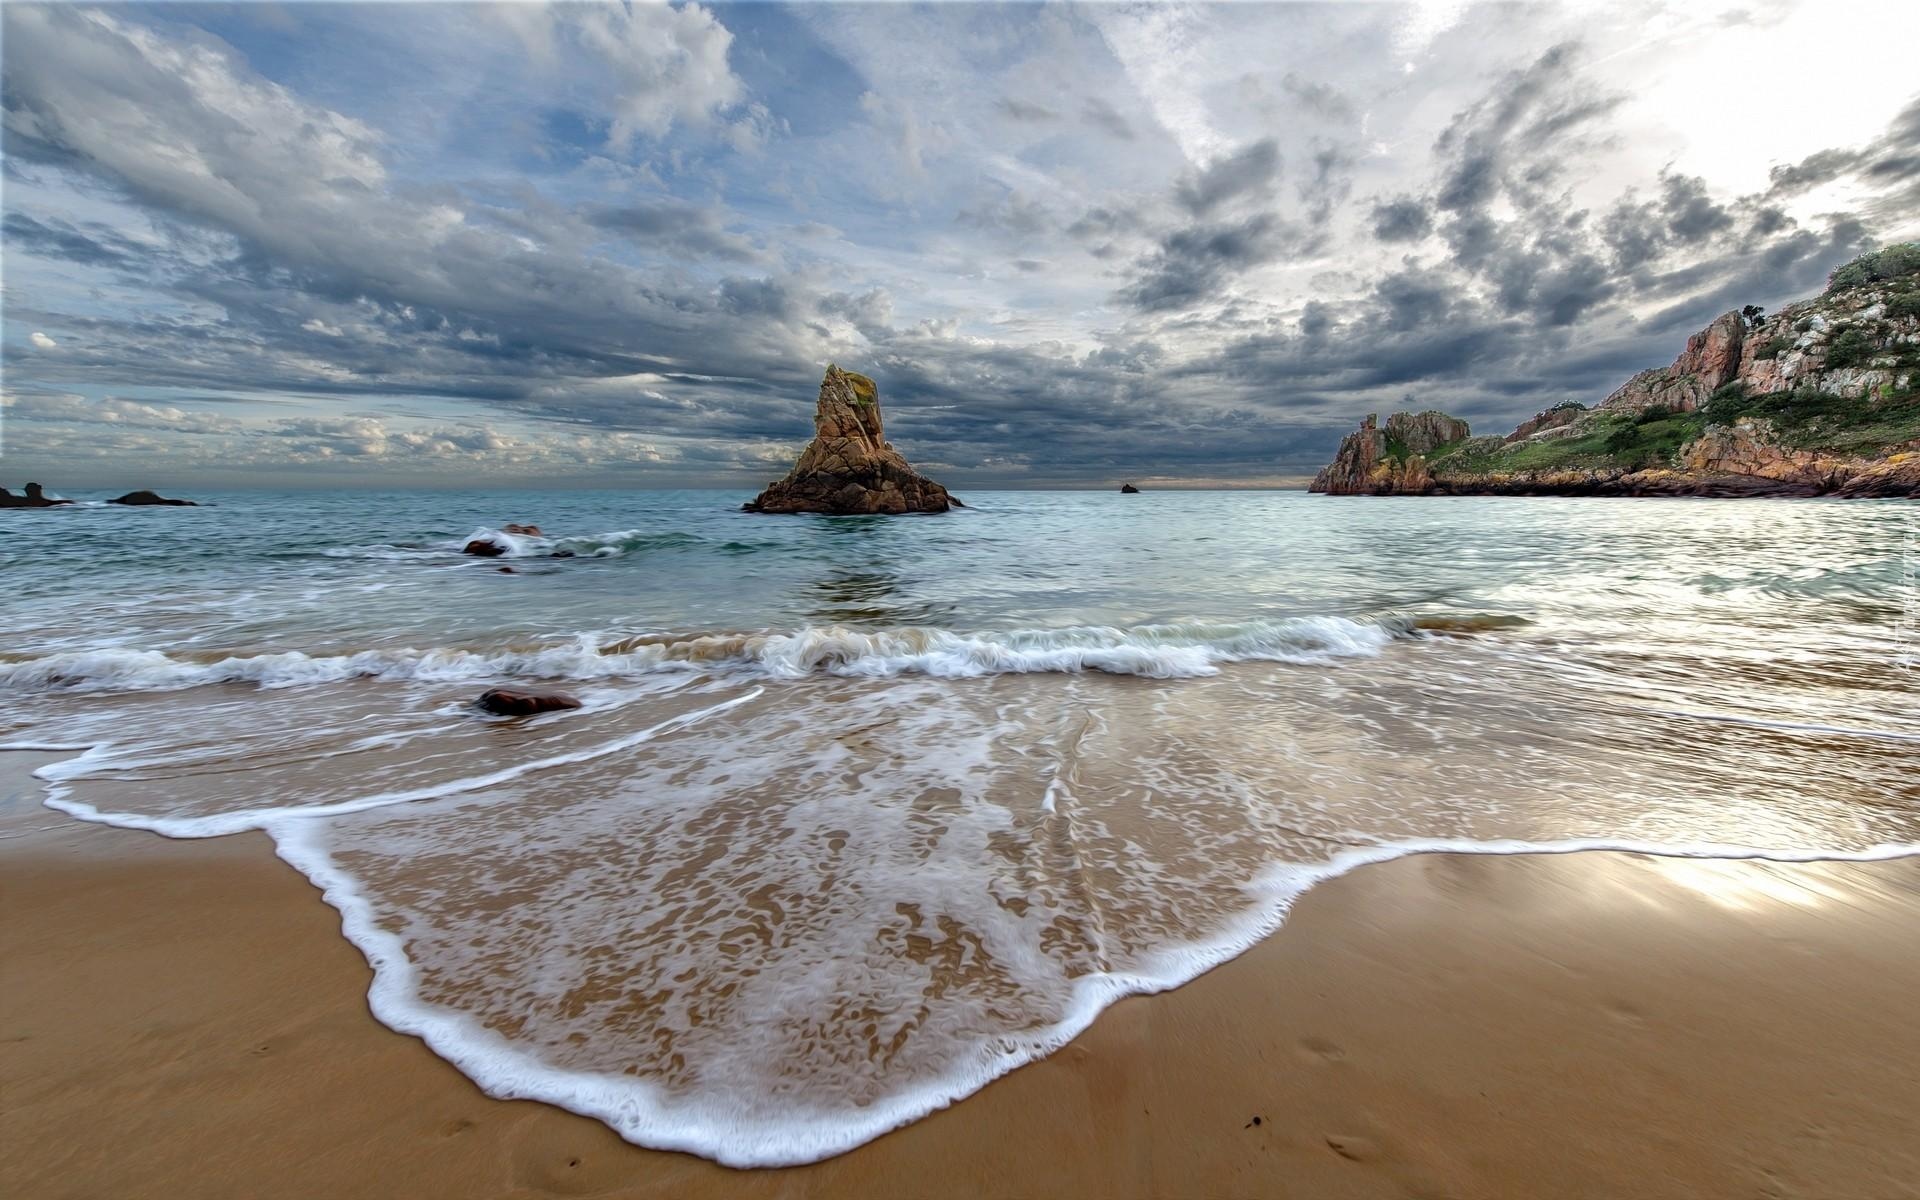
0,616 -> 1423,693
318,526 -> 760,562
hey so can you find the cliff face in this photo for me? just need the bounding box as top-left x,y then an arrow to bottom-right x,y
1310,244 -> 1920,499
746,366 -> 957,514
1309,412 -> 1470,495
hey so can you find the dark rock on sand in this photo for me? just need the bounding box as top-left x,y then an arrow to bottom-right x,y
0,483 -> 73,508
477,688 -> 581,716
745,365 -> 957,514
1120,482 -> 1141,493
109,490 -> 197,506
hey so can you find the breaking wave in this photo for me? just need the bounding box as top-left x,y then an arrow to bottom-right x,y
0,615 -> 1432,693
324,526 -> 776,562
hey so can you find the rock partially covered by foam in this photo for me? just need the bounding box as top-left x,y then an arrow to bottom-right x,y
109,490 -> 197,506
477,687 -> 581,716
462,538 -> 507,557
745,366 -> 958,514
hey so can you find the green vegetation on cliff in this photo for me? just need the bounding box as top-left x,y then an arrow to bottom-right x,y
1826,243 -> 1920,293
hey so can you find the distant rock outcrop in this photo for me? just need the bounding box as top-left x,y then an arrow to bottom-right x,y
0,483 -> 72,508
1120,482 -> 1140,493
1310,243 -> 1920,500
1309,411 -> 1471,495
109,490 -> 197,506
745,366 -> 957,515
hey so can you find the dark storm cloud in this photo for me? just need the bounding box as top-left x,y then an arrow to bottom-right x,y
1176,138 -> 1281,215
1432,42 -> 1622,216
1370,197 -> 1433,242
1120,214 -> 1303,312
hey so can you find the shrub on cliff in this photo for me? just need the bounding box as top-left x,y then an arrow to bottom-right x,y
1826,328 -> 1876,369
1827,243 -> 1920,292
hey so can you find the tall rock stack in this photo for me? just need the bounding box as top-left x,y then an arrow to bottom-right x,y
745,365 -> 959,514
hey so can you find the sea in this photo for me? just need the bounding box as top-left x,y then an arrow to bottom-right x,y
4,488 -> 1917,1165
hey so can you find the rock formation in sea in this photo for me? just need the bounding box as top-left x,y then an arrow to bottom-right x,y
1120,482 -> 1140,493
0,483 -> 73,508
745,366 -> 958,514
1310,243 -> 1920,499
109,490 -> 197,506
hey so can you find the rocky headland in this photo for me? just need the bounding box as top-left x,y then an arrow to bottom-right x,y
1311,244 -> 1920,499
746,365 -> 958,514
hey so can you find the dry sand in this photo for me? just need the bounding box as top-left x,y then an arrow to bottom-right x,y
4,749 -> 1919,1200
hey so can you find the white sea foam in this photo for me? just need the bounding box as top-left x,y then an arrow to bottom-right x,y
35,688 -> 764,838
258,818 -> 1920,1167
0,616 -> 1404,693
13,618 -> 1918,1169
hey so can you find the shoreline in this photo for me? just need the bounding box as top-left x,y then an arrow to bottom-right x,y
8,752 -> 1920,1197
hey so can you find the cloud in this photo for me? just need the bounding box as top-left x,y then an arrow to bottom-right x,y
586,199 -> 762,261
996,98 -> 1059,123
29,332 -> 58,349
1121,214 -> 1301,312
1080,97 -> 1135,141
500,1 -> 750,150
1176,139 -> 1281,215
1371,197 -> 1434,242
2,2 -> 1918,487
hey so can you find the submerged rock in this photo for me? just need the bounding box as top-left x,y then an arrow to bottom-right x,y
745,366 -> 957,514
477,688 -> 581,716
502,523 -> 542,535
108,490 -> 197,506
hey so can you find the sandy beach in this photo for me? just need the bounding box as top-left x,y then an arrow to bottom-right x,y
6,750 -> 1918,1200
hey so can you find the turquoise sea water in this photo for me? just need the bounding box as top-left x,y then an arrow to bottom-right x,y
4,489 -> 1917,1164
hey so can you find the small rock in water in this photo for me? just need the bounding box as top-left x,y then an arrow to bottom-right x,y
477,688 -> 581,716
1120,482 -> 1140,494
550,549 -> 576,559
496,566 -> 517,574
462,538 -> 507,557
502,523 -> 543,536
109,489 -> 198,506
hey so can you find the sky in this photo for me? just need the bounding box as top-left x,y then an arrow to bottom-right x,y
2,0 -> 1918,489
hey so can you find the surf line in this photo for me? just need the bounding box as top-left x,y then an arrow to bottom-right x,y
20,687 -> 765,839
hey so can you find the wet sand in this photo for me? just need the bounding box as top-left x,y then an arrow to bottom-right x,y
5,750 -> 1919,1200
